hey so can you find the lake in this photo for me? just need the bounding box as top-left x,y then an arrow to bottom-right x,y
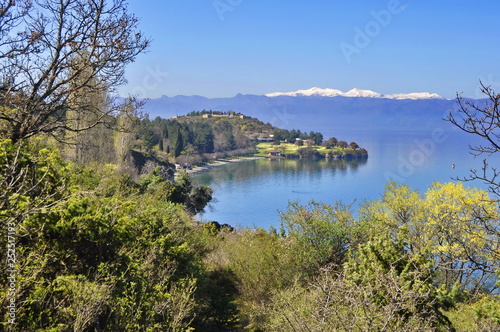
192,126 -> 499,229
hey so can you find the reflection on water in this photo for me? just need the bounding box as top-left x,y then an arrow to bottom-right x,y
195,158 -> 368,184
193,158 -> 369,229
192,129 -> 500,229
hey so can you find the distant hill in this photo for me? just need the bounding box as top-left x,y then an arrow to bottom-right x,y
138,111 -> 331,165
139,88 -> 469,136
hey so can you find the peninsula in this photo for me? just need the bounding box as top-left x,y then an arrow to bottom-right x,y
138,110 -> 368,169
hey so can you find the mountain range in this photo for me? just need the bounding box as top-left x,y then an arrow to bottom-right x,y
140,87 -> 466,137
265,87 -> 445,100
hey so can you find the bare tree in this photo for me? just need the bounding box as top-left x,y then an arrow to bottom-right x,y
0,0 -> 32,59
0,0 -> 150,143
446,82 -> 500,198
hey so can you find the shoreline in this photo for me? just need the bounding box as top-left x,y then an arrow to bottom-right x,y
178,156 -> 265,175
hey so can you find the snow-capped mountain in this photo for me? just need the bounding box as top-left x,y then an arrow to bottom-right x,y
141,89 -> 460,136
265,87 -> 445,100
385,92 -> 445,100
265,87 -> 346,98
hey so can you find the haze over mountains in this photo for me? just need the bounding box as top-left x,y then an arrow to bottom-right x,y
140,87 -> 465,136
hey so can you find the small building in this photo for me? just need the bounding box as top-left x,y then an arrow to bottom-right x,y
268,150 -> 282,157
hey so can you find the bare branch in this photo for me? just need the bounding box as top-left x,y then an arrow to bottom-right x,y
0,0 -> 150,143
446,81 -> 500,198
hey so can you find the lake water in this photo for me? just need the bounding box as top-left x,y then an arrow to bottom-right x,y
193,127 -> 499,229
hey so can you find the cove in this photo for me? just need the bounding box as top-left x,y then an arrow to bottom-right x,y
193,129 -> 499,229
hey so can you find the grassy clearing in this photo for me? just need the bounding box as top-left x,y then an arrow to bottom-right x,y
256,142 -> 351,157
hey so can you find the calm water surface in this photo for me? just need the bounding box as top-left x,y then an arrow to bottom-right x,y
193,128 -> 499,229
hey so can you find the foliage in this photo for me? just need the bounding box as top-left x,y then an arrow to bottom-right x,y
143,116 -> 257,161
256,141 -> 368,159
322,136 -> 338,148
2,134 -> 499,330
297,146 -> 321,158
202,228 -> 295,329
0,0 -> 149,143
0,141 -> 228,330
362,182 -> 500,295
273,128 -> 323,145
446,295 -> 500,331
343,235 -> 452,329
279,201 -> 355,276
264,237 -> 452,332
167,171 -> 213,214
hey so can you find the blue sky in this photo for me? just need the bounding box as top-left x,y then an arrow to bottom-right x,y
119,0 -> 500,99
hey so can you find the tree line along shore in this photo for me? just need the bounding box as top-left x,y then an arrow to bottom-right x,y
139,110 -> 368,172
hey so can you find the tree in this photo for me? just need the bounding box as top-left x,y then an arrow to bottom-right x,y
361,182 -> 500,294
422,182 -> 500,294
308,131 -> 323,145
1,160 -> 205,330
0,1 -> 31,59
172,129 -> 184,157
279,201 -> 354,276
304,139 -> 315,147
322,137 -> 338,148
139,118 -> 159,150
0,0 -> 150,143
114,99 -> 139,162
337,140 -> 348,149
213,120 -> 235,152
297,146 -> 320,159
264,235 -> 454,331
350,141 -> 359,150
193,123 -> 215,154
446,82 -> 500,198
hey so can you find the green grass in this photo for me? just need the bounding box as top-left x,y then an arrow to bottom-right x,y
256,142 -> 324,156
256,142 -> 362,157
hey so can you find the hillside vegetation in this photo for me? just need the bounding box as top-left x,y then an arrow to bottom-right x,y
138,110 -> 366,165
1,1 -> 500,331
1,103 -> 497,330
1,105 -> 498,330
